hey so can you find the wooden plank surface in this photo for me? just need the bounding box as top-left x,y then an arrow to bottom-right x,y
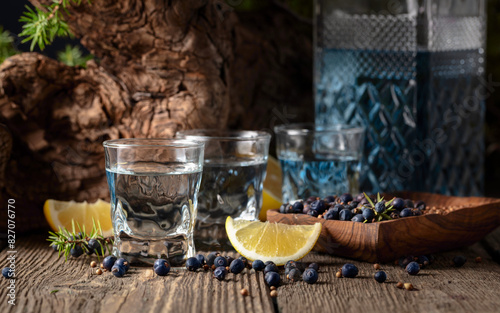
1,228 -> 500,313
0,234 -> 274,313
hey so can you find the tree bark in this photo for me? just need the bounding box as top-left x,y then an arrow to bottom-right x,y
0,0 -> 312,232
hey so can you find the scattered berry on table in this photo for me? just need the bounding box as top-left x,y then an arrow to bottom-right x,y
70,245 -> 83,258
230,259 -> 245,274
341,263 -> 358,278
196,254 -> 206,265
285,260 -> 297,269
374,271 -> 387,283
412,209 -> 423,216
96,268 -> 103,275
405,262 -> 420,275
240,288 -> 249,296
452,255 -> 467,267
351,214 -> 365,223
2,267 -> 12,279
111,264 -> 126,277
87,238 -> 100,250
392,198 -> 405,210
398,256 -> 413,268
186,257 -> 201,271
374,263 -> 381,270
84,244 -> 94,256
265,261 -> 276,266
292,201 -> 304,214
264,263 -> 279,275
50,243 -> 58,251
265,271 -> 280,287
214,256 -> 228,268
416,255 -> 429,268
302,268 -> 318,284
252,260 -> 265,271
154,259 -> 171,276
102,256 -> 117,271
270,290 -> 278,298
115,258 -> 130,272
308,263 -> 319,271
287,268 -> 301,282
239,256 -> 248,267
90,261 -> 97,268
400,208 -> 413,218
226,256 -> 235,266
213,266 -> 227,281
206,252 -> 218,266
404,283 -> 414,290
396,282 -> 404,289
339,209 -> 352,221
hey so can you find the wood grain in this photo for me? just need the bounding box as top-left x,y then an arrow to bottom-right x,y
0,234 -> 274,313
2,228 -> 500,313
275,229 -> 500,313
268,192 -> 500,262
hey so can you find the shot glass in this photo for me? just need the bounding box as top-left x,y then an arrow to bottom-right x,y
103,138 -> 204,266
176,129 -> 271,251
274,123 -> 365,203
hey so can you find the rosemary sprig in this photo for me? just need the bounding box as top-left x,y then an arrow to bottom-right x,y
47,218 -> 113,261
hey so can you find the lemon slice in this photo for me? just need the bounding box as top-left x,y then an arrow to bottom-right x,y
259,156 -> 282,221
44,199 -> 113,237
226,216 -> 321,265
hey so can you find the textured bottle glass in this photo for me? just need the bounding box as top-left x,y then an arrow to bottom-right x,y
275,124 -> 365,203
176,130 -> 271,251
315,0 -> 486,195
103,139 -> 204,266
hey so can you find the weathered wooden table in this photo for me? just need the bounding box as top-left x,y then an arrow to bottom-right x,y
1,228 -> 500,313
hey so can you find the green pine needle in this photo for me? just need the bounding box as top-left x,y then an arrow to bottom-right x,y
57,44 -> 93,67
0,26 -> 19,64
18,1 -> 87,51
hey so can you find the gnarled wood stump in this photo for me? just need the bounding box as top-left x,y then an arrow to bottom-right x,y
0,0 -> 312,232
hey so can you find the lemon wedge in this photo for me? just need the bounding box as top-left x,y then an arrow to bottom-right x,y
259,156 -> 282,221
44,199 -> 113,237
225,216 -> 321,265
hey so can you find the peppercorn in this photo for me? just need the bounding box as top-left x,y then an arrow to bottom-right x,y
373,263 -> 381,270
90,261 -> 97,268
404,283 -> 414,290
240,288 -> 249,296
396,282 -> 404,289
270,290 -> 277,298
96,268 -> 103,275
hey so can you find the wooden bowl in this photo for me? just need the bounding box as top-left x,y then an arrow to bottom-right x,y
267,192 -> 500,263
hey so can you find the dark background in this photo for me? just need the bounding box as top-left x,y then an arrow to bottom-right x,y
1,0 -> 499,196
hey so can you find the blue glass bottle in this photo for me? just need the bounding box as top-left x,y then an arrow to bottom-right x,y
315,0 -> 486,195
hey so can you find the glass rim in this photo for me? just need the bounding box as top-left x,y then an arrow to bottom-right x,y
102,138 -> 205,149
176,129 -> 272,142
274,123 -> 365,135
